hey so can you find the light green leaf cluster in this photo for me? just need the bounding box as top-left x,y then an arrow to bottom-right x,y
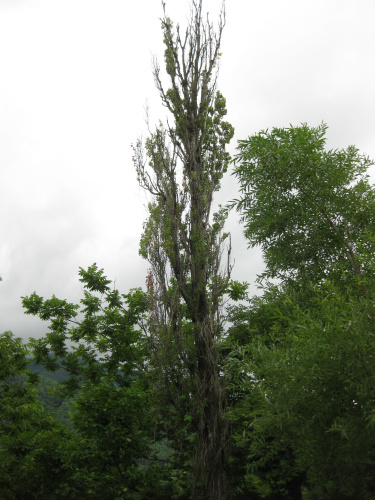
233,123 -> 375,284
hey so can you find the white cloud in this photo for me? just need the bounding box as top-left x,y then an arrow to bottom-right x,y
1,0 -> 374,339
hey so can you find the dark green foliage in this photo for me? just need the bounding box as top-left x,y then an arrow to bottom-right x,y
19,265 -> 178,498
0,332 -> 72,499
58,380 -> 154,499
227,280 -> 375,498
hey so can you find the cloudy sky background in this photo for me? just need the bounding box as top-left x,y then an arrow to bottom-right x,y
1,0 -> 374,340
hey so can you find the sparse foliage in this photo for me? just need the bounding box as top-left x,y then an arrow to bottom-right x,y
133,1 -> 234,498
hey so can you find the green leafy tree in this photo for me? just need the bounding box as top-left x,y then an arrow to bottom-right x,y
224,288 -> 306,499
63,380 -> 155,499
232,123 -> 375,285
22,264 -> 165,498
133,1 -> 234,497
0,331 -> 73,499
227,123 -> 375,498
226,280 -> 375,498
23,264 -> 148,395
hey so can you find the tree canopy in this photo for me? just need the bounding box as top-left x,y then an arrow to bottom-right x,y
233,123 -> 375,285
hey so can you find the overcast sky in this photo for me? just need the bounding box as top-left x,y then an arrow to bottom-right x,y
1,0 -> 375,341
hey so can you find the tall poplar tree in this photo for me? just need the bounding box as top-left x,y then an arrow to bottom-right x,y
133,1 -> 234,498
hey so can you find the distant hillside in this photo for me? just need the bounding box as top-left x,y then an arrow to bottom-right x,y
28,361 -> 74,428
29,361 -> 70,383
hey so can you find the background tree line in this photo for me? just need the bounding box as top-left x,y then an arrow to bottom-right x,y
1,1 -> 375,498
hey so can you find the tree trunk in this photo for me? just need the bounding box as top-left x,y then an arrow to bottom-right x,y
195,326 -> 228,499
